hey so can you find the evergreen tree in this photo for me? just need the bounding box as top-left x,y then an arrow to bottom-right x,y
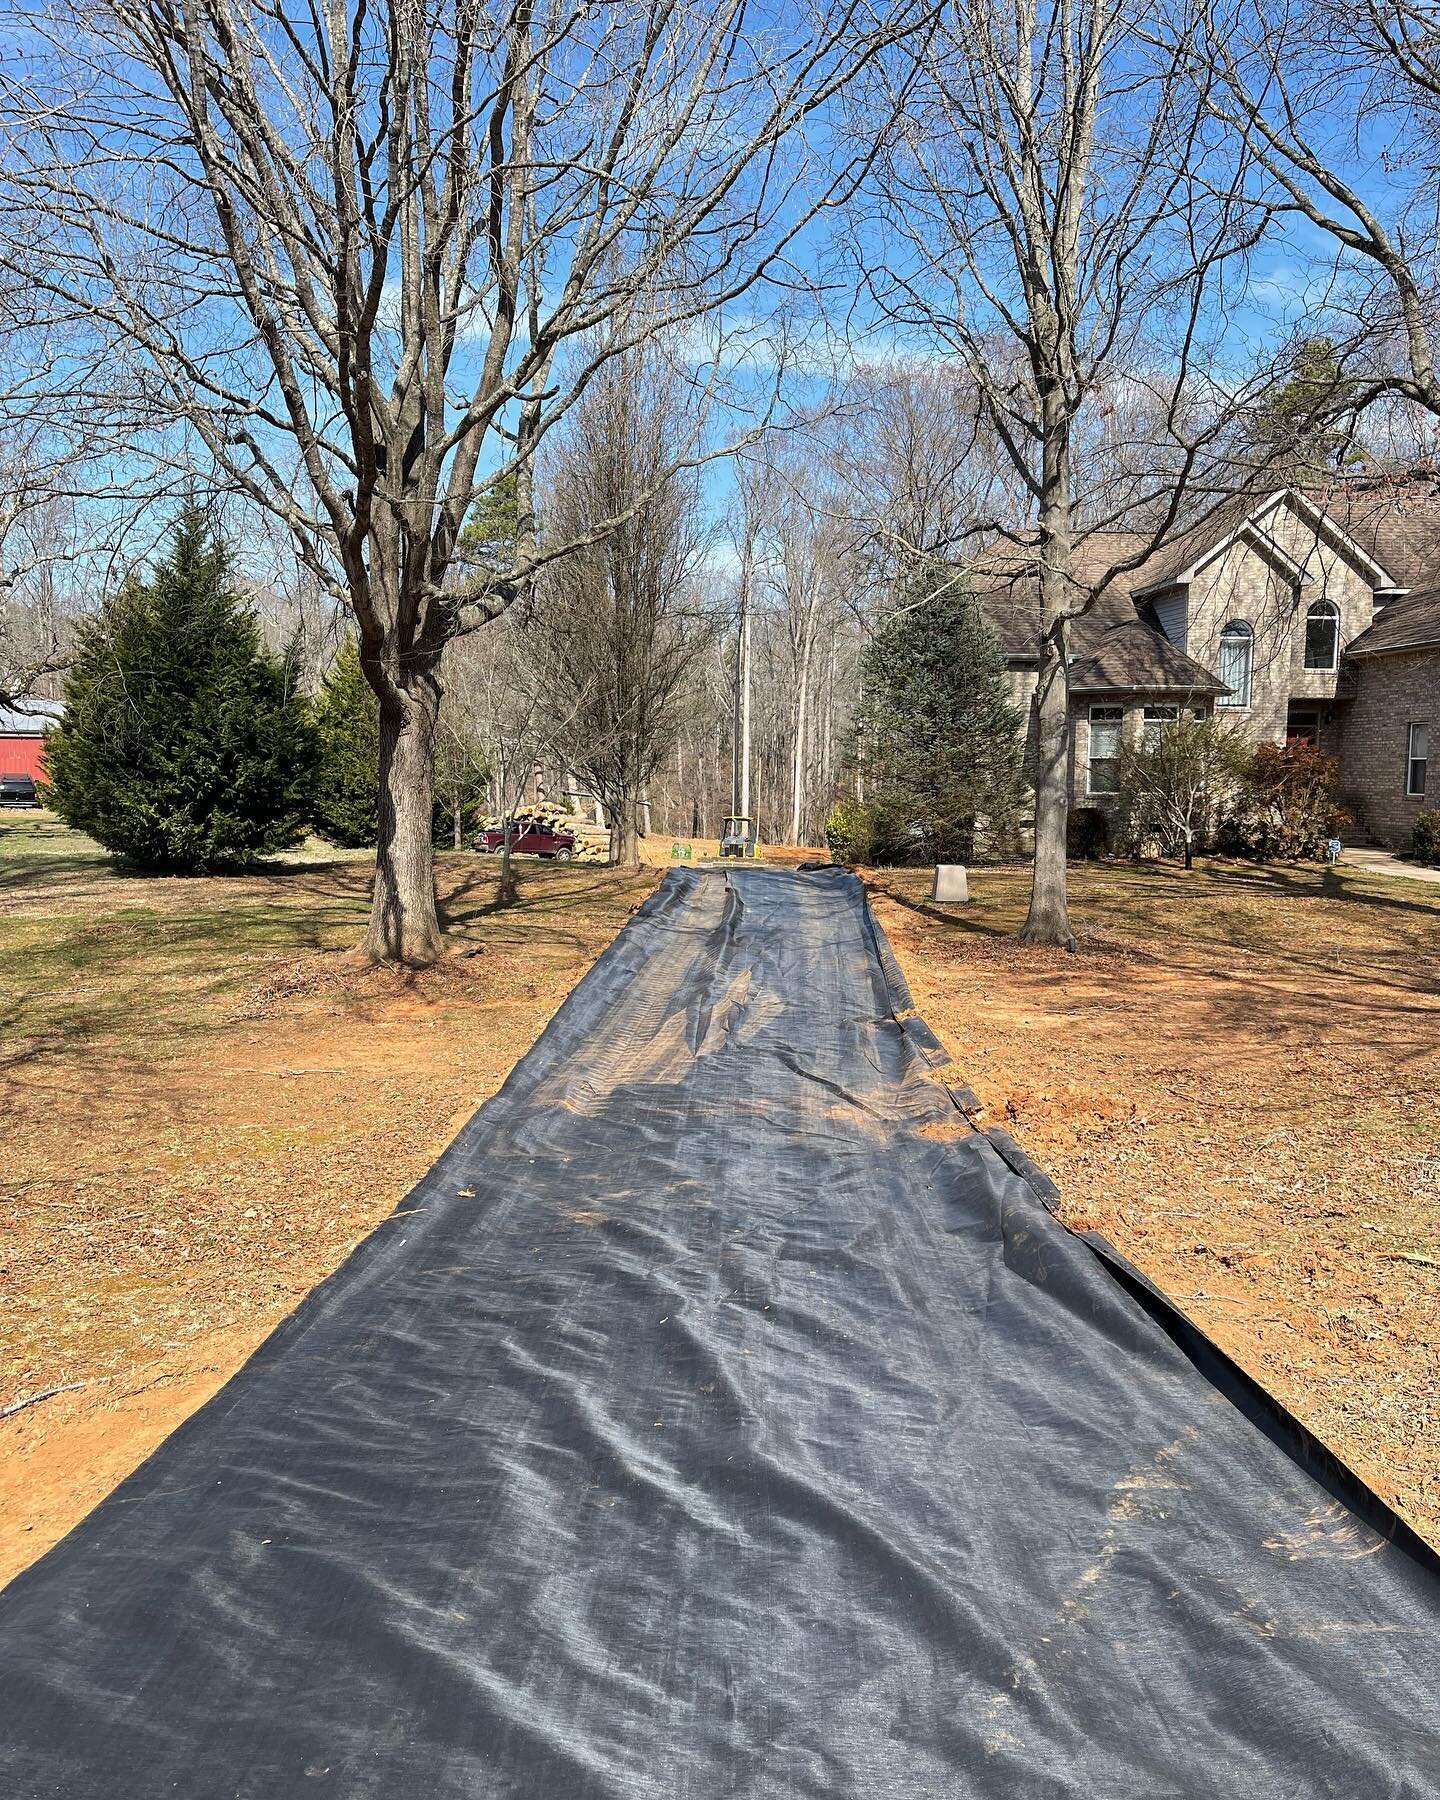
310,636 -> 492,849
44,510 -> 317,871
1250,337 -> 1365,474
842,561 -> 1025,864
310,636 -> 380,847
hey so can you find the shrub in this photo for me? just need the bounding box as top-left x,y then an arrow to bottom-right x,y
1413,811 -> 1440,866
44,510 -> 317,871
1227,741 -> 1349,861
825,797 -> 874,866
1114,717 -> 1251,868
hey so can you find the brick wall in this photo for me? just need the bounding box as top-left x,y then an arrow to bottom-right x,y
1337,649 -> 1439,849
1182,506 -> 1377,747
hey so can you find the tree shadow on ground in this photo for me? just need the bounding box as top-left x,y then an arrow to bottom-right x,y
867,859 -> 1440,1071
437,861 -> 643,932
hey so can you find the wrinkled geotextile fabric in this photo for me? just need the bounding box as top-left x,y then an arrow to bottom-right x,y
1,866 -> 1436,1798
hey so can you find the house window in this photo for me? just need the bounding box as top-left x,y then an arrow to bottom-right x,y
1216,621 -> 1253,709
1143,704 -> 1179,749
1088,706 -> 1124,795
1409,724 -> 1429,798
1304,599 -> 1340,671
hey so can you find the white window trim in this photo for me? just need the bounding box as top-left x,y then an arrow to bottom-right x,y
1303,599 -> 1341,674
1407,723 -> 1429,799
1216,622 -> 1254,711
1087,705 -> 1124,797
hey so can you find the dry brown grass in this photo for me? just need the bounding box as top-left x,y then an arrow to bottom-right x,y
10,817 -> 1430,1576
0,813 -> 657,1585
868,857 -> 1440,1547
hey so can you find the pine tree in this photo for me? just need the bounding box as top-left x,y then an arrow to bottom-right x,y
848,560 -> 1025,864
44,510 -> 317,871
310,637 -> 380,847
1250,337 -> 1365,474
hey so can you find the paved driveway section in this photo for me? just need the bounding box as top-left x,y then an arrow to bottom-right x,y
1,866 -> 1436,1797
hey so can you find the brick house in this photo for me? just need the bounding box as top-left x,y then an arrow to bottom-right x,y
968,472 -> 1440,851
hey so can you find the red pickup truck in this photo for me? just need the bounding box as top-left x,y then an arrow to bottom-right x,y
474,817 -> 577,861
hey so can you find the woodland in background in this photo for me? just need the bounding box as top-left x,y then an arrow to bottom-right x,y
8,0 -> 1440,956
13,337 -> 1437,869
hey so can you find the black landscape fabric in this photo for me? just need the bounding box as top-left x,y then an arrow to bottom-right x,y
1,865 -> 1437,1798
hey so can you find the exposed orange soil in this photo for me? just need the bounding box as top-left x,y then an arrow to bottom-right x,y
0,823 -> 657,1587
9,831 -> 1431,1586
869,858 -> 1440,1547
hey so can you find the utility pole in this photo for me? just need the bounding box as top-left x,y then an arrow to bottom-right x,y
731,551 -> 753,819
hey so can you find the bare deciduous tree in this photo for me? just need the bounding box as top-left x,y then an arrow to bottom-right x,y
765,464 -> 849,843
527,339 -> 713,868
1198,0 -> 1440,432
0,0 -> 921,960
1116,712 -> 1250,868
861,0 -> 1264,944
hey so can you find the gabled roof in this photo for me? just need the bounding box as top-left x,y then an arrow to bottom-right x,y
1344,588 -> 1440,658
966,532 -> 1226,693
1068,621 -> 1228,695
967,531 -> 1165,660
1131,488 -> 1398,598
963,465 -> 1440,695
1303,467 -> 1440,592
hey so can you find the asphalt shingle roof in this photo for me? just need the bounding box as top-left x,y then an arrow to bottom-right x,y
966,532 -> 1226,693
1344,588 -> 1440,657
1305,469 -> 1440,592
1067,621 -> 1228,695
966,471 -> 1440,694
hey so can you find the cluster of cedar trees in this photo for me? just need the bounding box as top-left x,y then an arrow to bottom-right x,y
44,511 -> 437,872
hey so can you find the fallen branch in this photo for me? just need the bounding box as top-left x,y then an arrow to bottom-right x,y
0,1380 -> 91,1420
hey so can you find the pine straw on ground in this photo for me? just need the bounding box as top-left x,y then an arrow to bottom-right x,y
868,858 -> 1440,1549
0,813 -> 658,1586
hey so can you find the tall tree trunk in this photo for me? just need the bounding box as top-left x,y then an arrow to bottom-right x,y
498,824 -> 518,905
854,657 -> 866,803
789,634 -> 814,844
739,571 -> 753,819
1019,391 -> 1077,950
1022,625 -> 1074,946
364,673 -> 443,965
609,796 -> 640,869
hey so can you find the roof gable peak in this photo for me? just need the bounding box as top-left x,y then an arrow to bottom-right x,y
1134,487 -> 1399,598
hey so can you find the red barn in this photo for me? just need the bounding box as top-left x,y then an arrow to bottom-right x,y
0,698 -> 63,785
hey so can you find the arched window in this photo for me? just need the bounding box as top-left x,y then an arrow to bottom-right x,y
1217,620 -> 1253,709
1304,599 -> 1340,671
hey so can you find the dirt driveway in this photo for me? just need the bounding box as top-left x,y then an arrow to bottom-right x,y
4,864 -> 1435,1797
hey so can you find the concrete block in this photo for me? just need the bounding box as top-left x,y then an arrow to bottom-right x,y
932,864 -> 969,903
